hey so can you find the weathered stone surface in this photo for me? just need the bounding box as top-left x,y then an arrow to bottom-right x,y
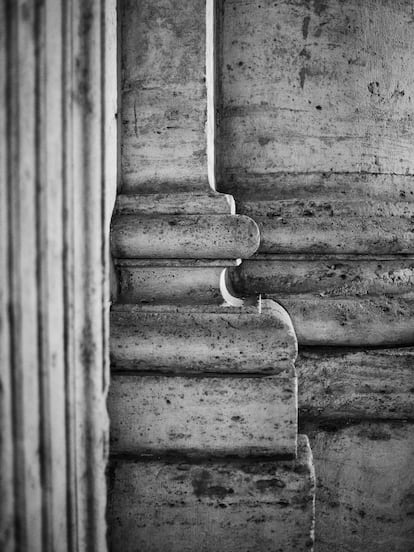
297,348 -> 414,421
111,214 -> 260,259
1,1 -> 115,549
110,301 -> 297,374
217,0 -> 414,179
304,422 -> 414,552
108,435 -> 315,552
238,200 -> 414,255
121,0 -> 209,191
109,373 -> 297,457
221,172 -> 414,203
233,256 -> 414,296
276,295 -> 414,347
115,192 -> 235,215
231,257 -> 414,346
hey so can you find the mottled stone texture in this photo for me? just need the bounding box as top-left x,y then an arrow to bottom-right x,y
109,372 -> 297,457
108,435 -> 315,552
297,348 -> 414,421
303,422 -> 414,552
218,1 -> 414,550
217,0 -> 414,178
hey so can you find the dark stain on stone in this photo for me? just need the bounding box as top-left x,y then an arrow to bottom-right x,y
368,81 -> 380,96
191,470 -> 234,499
401,487 -> 414,516
313,0 -> 328,16
299,67 -> 308,89
258,136 -> 272,146
299,48 -> 311,60
80,320 -> 96,370
133,101 -> 138,137
357,427 -> 391,441
256,478 -> 286,492
302,16 -> 311,39
391,87 -> 405,99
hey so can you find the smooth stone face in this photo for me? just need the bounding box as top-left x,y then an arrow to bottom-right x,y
305,422 -> 414,552
109,373 -> 297,457
121,0 -> 209,191
108,435 -> 315,552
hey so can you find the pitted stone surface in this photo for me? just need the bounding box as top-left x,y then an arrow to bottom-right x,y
111,301 -> 298,374
108,435 -> 315,552
231,257 -> 414,346
109,373 -> 297,458
111,213 -> 260,259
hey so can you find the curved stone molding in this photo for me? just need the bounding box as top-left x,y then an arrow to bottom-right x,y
238,199 -> 414,255
110,301 -> 298,374
109,372 -> 297,458
108,435 -> 315,552
230,256 -> 414,346
111,213 -> 260,259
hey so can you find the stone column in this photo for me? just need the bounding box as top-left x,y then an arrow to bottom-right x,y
0,1 -> 117,550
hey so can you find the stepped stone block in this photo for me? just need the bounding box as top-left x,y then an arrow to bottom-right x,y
111,193 -> 253,303
109,372 -> 297,458
108,435 -> 315,552
231,256 -> 414,346
297,347 -> 414,421
110,301 -> 297,374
